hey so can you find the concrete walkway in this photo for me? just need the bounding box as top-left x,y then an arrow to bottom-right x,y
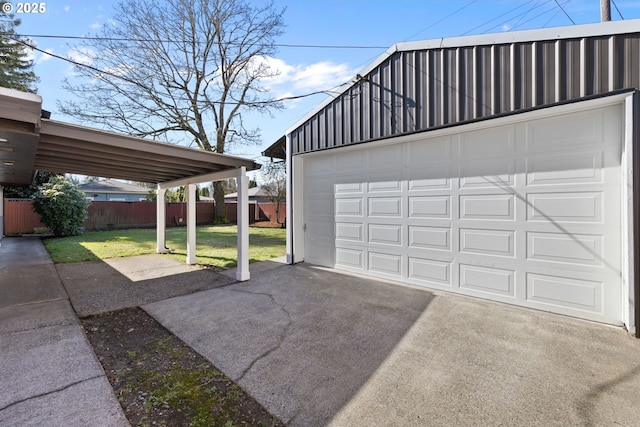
0,237 -> 129,426
145,261 -> 640,427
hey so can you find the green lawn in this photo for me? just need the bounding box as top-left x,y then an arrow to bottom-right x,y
43,225 -> 286,268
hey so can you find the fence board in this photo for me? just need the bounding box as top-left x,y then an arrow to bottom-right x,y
2,200 -> 253,236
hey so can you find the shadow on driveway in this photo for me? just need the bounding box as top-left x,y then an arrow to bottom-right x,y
144,261 -> 640,427
56,254 -> 236,316
144,262 -> 434,426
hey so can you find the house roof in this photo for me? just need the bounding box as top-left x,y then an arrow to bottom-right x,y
0,88 -> 260,186
79,179 -> 149,195
224,185 -> 269,199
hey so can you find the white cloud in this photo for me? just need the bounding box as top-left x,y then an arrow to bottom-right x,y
36,49 -> 54,64
67,47 -> 95,66
259,56 -> 356,94
90,22 -> 102,30
64,5 -> 70,12
502,24 -> 512,32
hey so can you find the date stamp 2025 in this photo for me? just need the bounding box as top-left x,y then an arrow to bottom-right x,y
2,2 -> 46,14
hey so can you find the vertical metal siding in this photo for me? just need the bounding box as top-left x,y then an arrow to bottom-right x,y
289,32 -> 640,154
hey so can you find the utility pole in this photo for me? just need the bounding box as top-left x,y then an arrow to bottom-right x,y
601,0 -> 611,22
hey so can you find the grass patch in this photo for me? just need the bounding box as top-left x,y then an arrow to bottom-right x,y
43,225 -> 286,267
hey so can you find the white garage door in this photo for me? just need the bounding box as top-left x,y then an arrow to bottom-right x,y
302,103 -> 624,324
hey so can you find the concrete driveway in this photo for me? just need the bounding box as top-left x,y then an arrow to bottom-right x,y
145,261 -> 640,427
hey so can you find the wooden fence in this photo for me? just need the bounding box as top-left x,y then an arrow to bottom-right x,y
2,199 -> 286,236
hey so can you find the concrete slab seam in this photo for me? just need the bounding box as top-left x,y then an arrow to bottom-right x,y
0,320 -> 78,336
0,374 -> 104,412
4,297 -> 68,308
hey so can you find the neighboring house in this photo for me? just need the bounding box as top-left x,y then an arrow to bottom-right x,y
224,185 -> 271,203
264,20 -> 640,336
80,179 -> 149,201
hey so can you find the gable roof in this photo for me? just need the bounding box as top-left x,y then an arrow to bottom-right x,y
267,19 -> 640,158
224,185 -> 269,199
79,179 -> 149,195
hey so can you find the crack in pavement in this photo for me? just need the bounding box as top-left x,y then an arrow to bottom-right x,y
228,287 -> 293,383
0,375 -> 104,412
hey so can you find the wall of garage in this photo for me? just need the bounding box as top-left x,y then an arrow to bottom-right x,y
298,95 -> 634,328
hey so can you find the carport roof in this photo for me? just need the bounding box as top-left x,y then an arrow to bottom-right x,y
0,88 -> 259,186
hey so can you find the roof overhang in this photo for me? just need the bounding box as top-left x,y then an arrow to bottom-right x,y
0,88 -> 259,186
262,135 -> 286,161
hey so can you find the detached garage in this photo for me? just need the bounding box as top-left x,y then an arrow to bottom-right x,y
265,20 -> 640,335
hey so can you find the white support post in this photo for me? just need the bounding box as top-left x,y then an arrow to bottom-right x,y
236,166 -> 250,281
156,187 -> 167,253
186,183 -> 197,265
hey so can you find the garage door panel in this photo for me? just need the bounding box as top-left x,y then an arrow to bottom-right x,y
526,150 -> 604,186
368,223 -> 403,246
526,231 -> 603,266
526,272 -> 603,314
526,192 -> 602,223
408,257 -> 451,287
335,247 -> 364,270
335,181 -> 365,194
335,222 -> 364,242
408,165 -> 452,191
335,198 -> 363,217
459,264 -> 516,297
526,109 -> 604,151
408,196 -> 451,218
368,197 -> 402,217
459,158 -> 516,188
459,194 -> 515,220
460,228 -> 515,258
408,226 -> 452,251
368,179 -> 403,193
368,251 -> 403,278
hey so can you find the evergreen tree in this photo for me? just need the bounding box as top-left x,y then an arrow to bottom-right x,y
0,6 -> 39,93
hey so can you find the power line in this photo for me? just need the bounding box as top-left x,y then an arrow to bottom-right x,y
11,36 -> 348,106
611,0 -> 624,19
510,1 -> 571,31
7,33 -> 388,50
461,1 -> 537,36
553,0 -> 575,24
403,0 -> 480,41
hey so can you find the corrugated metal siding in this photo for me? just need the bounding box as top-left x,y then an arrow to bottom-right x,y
290,32 -> 640,154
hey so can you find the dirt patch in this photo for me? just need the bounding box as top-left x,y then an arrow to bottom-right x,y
81,307 -> 283,427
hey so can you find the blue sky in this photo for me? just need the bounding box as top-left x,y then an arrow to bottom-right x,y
11,0 -> 640,177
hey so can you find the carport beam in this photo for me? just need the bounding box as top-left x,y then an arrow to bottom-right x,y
236,166 -> 250,281
186,183 -> 197,265
156,187 -> 167,253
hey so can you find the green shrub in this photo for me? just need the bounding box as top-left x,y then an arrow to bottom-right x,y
32,176 -> 91,236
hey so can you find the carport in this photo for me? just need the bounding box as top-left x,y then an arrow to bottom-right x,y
0,87 -> 259,280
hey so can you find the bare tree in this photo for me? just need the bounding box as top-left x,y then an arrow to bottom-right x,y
60,0 -> 285,222
261,161 -> 286,226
